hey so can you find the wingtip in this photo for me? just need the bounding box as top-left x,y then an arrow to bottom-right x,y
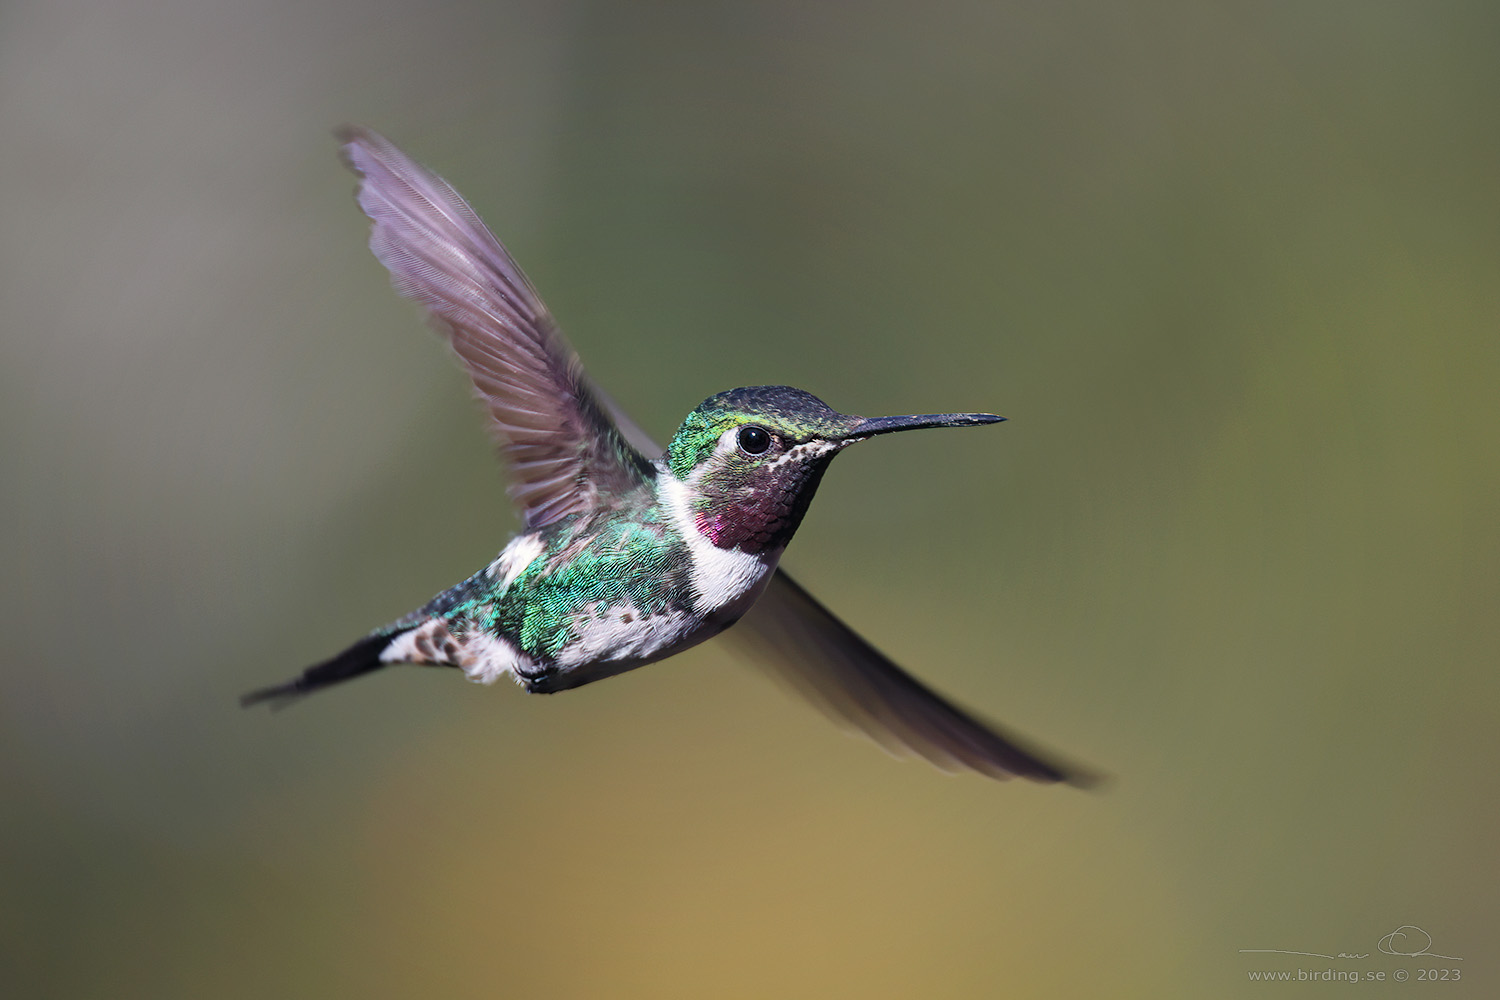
334,124 -> 380,176
1075,767 -> 1112,790
335,125 -> 414,183
974,746 -> 1104,788
1047,759 -> 1109,791
333,123 -> 380,150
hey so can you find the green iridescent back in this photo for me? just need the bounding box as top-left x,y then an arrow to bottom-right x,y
488,512 -> 692,659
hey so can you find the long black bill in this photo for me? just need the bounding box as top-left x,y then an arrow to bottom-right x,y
845,412 -> 1004,440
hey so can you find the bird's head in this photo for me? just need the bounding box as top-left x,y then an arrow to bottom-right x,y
663,385 -> 1002,555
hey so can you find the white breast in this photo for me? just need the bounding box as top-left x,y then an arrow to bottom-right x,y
655,467 -> 779,614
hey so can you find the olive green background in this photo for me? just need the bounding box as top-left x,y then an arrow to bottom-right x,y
2,1 -> 1496,997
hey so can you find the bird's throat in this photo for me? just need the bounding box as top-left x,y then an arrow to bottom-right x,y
689,458 -> 833,555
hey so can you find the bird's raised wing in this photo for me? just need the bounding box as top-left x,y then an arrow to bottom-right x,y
339,127 -> 654,528
727,570 -> 1094,784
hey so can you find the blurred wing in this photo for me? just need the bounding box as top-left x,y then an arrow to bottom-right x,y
726,570 -> 1094,785
339,127 -> 654,528
593,382 -> 665,456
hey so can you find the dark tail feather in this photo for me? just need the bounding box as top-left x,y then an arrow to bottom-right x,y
240,631 -> 401,710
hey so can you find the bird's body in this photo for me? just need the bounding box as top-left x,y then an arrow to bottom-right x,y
364,460 -> 769,695
243,128 -> 1090,786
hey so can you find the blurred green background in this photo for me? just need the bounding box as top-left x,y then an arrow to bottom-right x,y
2,1 -> 1496,997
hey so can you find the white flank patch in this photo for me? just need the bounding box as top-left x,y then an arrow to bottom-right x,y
457,631 -> 529,684
379,620 -> 440,664
486,533 -> 547,590
456,632 -> 534,689
379,617 -> 528,685
655,466 -> 775,614
554,602 -> 695,668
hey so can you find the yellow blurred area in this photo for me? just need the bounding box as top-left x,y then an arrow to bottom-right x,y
2,1 -> 1496,997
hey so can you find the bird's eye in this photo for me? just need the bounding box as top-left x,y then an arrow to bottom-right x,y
737,425 -> 772,455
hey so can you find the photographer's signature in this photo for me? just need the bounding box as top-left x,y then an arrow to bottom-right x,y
1240,924 -> 1462,961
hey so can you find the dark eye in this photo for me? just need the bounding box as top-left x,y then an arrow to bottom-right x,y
737,425 -> 772,455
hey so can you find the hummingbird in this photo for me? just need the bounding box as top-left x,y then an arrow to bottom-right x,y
243,127 -> 1090,786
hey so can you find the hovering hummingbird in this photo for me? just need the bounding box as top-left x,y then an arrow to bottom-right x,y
243,127 -> 1090,785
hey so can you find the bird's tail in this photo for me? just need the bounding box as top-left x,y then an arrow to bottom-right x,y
240,630 -> 407,710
